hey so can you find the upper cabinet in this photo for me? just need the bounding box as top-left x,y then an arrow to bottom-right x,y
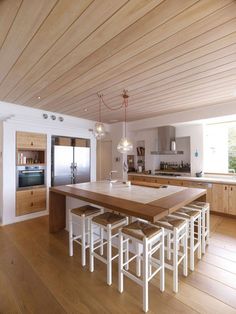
16,131 -> 47,150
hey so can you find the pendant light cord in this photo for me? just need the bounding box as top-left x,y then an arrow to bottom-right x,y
99,96 -> 102,122
124,101 -> 127,137
98,90 -> 129,113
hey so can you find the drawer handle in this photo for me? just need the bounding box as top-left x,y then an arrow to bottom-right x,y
31,202 -> 34,207
225,186 -> 227,190
31,142 -> 33,146
231,187 -> 233,191
31,191 -> 33,195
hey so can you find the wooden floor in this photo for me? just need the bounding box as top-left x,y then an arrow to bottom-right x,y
0,214 -> 236,314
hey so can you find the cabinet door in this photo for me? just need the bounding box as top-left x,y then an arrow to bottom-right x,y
16,132 -> 47,150
144,177 -> 158,183
186,181 -> 212,204
16,188 -> 46,216
135,176 -> 145,182
170,179 -> 184,186
128,175 -> 134,181
212,184 -> 228,213
155,178 -> 170,185
228,185 -> 236,215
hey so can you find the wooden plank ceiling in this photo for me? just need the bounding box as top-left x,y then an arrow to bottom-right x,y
0,0 -> 236,123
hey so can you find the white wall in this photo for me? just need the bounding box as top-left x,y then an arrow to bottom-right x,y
128,99 -> 236,131
175,125 -> 203,175
126,125 -> 202,175
0,101 -> 108,225
157,137 -> 190,166
128,128 -> 158,173
110,122 -> 126,179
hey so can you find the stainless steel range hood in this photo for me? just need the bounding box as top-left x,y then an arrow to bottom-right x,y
151,126 -> 183,155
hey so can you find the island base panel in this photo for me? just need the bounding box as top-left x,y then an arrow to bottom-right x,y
49,191 -> 66,233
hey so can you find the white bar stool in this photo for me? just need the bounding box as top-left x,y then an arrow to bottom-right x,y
69,205 -> 102,266
171,208 -> 202,271
154,215 -> 188,293
90,212 -> 128,286
118,220 -> 165,313
183,201 -> 210,254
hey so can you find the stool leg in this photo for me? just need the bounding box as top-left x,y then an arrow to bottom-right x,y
69,214 -> 73,257
173,228 -> 178,293
167,232 -> 171,260
90,221 -> 94,272
136,242 -> 141,277
100,227 -> 104,256
160,230 -> 165,292
118,232 -> 124,293
190,218 -> 194,271
206,208 -> 210,244
198,216 -> 202,259
81,216 -> 86,266
107,224 -> 112,285
143,238 -> 149,312
148,243 -> 153,277
125,238 -> 129,271
183,225 -> 188,277
125,216 -> 129,271
202,211 -> 206,254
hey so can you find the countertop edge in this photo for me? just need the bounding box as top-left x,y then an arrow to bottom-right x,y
128,173 -> 236,185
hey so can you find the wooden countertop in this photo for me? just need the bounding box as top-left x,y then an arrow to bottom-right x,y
50,181 -> 206,222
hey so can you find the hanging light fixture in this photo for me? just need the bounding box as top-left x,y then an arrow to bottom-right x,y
94,94 -> 106,140
95,90 -> 133,153
117,90 -> 133,154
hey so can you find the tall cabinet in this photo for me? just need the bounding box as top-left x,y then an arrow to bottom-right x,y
212,184 -> 236,215
16,131 -> 47,216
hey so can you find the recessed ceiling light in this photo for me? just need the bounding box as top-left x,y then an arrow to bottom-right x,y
37,96 -> 41,100
83,108 -> 88,112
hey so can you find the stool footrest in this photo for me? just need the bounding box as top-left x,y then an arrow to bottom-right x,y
121,269 -> 143,287
149,266 -> 162,281
123,254 -> 137,267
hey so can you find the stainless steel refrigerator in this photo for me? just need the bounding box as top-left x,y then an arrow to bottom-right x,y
51,136 -> 90,186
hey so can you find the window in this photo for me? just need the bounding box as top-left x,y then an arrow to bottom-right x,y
204,122 -> 236,174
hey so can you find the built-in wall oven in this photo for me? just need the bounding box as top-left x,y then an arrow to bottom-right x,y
16,166 -> 45,189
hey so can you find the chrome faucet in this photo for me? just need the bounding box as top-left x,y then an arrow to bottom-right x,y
109,170 -> 117,182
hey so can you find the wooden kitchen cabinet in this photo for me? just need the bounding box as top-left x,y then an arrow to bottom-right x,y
16,188 -> 46,216
211,184 -> 229,213
228,185 -> 236,215
169,179 -> 184,186
185,181 -> 212,204
16,131 -> 47,150
128,174 -> 236,216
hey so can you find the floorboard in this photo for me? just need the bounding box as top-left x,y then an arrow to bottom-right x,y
0,214 -> 236,313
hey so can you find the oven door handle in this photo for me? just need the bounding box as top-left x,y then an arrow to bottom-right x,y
21,170 -> 44,174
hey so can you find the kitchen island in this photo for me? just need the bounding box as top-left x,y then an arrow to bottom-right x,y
49,181 -> 206,233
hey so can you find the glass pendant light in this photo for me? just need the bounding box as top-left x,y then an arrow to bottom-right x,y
94,90 -> 133,153
117,137 -> 133,153
94,94 -> 105,140
117,91 -> 133,154
94,122 -> 105,139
